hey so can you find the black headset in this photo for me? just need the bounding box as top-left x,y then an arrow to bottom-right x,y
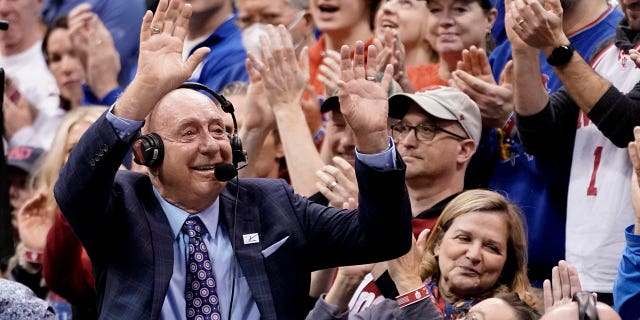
132,82 -> 247,169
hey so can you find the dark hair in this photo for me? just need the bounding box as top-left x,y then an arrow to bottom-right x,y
41,15 -> 73,111
369,0 -> 382,30
494,292 -> 541,320
42,15 -> 69,64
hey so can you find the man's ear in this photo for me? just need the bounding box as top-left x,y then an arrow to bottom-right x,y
457,139 -> 477,165
486,8 -> 498,32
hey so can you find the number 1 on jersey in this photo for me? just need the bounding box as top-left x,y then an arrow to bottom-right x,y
587,146 -> 603,196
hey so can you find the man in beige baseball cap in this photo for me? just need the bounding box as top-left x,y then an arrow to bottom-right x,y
388,86 -> 482,144
386,85 -> 480,225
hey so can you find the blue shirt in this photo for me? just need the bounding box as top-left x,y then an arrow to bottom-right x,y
187,13 -> 249,92
614,224 -> 640,320
105,107 -> 398,318
41,0 -> 146,86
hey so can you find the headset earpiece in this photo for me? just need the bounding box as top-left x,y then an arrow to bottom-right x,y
230,132 -> 247,169
132,132 -> 164,167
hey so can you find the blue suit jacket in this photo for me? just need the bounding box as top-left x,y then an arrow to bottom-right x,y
54,114 -> 412,320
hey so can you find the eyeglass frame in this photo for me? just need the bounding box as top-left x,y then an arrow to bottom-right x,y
389,122 -> 469,142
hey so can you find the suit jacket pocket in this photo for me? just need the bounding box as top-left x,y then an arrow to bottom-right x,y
261,235 -> 290,258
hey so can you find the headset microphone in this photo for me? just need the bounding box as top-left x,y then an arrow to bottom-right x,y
214,163 -> 238,182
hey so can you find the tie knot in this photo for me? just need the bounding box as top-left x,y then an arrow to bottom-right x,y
182,217 -> 209,238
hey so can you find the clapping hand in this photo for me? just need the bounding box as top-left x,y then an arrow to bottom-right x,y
451,46 -> 514,128
248,24 -> 309,110
69,4 -> 121,99
315,157 -> 359,208
507,0 -> 567,51
388,228 -> 430,293
318,50 -> 341,98
17,193 -> 56,252
374,29 -> 413,93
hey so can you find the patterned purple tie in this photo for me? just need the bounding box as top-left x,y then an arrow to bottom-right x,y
182,217 -> 221,320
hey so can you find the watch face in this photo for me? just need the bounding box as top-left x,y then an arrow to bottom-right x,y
548,44 -> 575,66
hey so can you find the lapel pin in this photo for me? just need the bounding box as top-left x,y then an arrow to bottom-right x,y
243,233 -> 260,244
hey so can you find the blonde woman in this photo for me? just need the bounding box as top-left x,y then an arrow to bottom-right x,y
308,189 -> 535,319
15,107 -> 107,317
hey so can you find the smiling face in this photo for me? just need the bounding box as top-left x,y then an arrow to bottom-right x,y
148,89 -> 233,213
425,0 -> 495,56
311,0 -> 371,33
374,0 -> 429,48
435,211 -> 509,299
46,28 -> 85,107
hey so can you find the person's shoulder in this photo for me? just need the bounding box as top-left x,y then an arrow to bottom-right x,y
114,170 -> 152,190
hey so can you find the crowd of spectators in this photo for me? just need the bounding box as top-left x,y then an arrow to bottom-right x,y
1,0 -> 639,319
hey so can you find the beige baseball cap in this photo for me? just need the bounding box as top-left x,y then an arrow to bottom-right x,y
388,86 -> 481,144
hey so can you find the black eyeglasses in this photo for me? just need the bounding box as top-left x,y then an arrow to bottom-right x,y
390,122 -> 468,142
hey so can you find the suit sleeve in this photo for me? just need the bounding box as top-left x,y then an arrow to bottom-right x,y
296,153 -> 412,270
53,113 -> 133,263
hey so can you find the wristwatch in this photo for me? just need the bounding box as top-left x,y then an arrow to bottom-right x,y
546,44 -> 575,66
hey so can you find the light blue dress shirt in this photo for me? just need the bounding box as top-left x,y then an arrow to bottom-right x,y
153,189 -> 259,320
105,106 -> 398,319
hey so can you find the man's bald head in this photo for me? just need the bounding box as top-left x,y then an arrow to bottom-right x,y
142,88 -> 224,135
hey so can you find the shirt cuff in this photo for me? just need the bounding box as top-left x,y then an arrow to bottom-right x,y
105,104 -> 144,141
355,137 -> 397,171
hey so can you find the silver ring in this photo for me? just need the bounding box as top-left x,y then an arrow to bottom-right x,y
366,76 -> 376,81
150,26 -> 161,34
327,181 -> 337,191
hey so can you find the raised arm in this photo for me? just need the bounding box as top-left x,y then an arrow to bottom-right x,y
54,0 -> 209,256
508,0 -> 610,114
114,0 -> 209,120
506,0 -> 549,117
248,25 -> 325,196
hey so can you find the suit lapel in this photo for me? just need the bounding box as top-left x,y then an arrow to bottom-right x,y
140,181 -> 174,320
220,182 -> 278,319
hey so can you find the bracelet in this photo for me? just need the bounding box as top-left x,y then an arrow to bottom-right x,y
22,249 -> 44,264
396,285 -> 429,308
